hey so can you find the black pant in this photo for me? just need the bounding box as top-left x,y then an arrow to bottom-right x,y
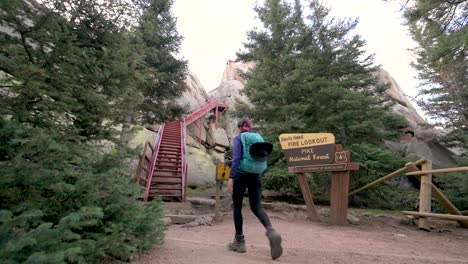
232,171 -> 271,236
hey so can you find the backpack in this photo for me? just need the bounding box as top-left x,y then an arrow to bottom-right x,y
239,132 -> 268,174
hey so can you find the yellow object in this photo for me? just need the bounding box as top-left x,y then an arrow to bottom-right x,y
216,163 -> 230,180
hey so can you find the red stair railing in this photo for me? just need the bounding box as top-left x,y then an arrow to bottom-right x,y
184,98 -> 227,126
147,121 -> 183,201
181,120 -> 187,201
136,123 -> 165,201
137,99 -> 227,202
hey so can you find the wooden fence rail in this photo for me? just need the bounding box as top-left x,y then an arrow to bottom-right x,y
350,159 -> 468,230
405,167 -> 468,176
403,211 -> 468,222
348,159 -> 426,196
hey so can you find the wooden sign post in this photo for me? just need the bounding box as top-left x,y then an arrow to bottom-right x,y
214,163 -> 230,222
279,133 -> 359,225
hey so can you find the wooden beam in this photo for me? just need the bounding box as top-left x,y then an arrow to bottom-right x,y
403,211 -> 468,222
349,159 -> 426,196
406,162 -> 468,228
406,166 -> 468,176
214,180 -> 221,223
349,167 -> 405,196
296,173 -> 320,221
330,170 -> 350,225
418,160 -> 432,230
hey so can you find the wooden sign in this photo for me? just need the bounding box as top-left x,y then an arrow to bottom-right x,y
279,133 -> 335,167
216,163 -> 230,180
279,133 -> 360,226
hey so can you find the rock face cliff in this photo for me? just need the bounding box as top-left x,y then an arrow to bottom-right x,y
132,60 -> 458,189
374,69 -> 457,168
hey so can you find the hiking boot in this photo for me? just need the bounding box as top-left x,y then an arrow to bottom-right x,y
266,229 -> 282,260
228,239 -> 246,253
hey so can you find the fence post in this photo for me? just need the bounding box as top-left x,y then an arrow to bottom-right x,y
418,160 -> 432,231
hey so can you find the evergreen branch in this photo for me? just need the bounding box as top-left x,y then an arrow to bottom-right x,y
446,0 -> 465,5
0,66 -> 15,77
20,32 -> 34,64
440,5 -> 458,33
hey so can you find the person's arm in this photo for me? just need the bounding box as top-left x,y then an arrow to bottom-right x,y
229,135 -> 242,179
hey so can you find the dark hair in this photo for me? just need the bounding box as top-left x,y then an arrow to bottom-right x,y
237,117 -> 252,129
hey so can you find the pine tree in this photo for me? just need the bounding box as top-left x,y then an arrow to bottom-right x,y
237,0 -> 405,147
236,0 -> 409,207
132,0 -> 188,125
403,0 -> 467,153
0,0 -> 188,262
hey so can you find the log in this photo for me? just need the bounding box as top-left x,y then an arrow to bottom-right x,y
402,211 -> 468,222
406,167 -> 468,176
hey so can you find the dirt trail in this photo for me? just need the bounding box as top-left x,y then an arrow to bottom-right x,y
129,206 -> 468,264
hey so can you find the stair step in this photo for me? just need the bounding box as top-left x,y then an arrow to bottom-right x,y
157,156 -> 181,160
159,149 -> 181,152
158,152 -> 181,157
152,179 -> 182,184
158,156 -> 181,159
147,193 -> 182,198
159,141 -> 181,147
159,145 -> 180,149
151,187 -> 181,191
158,150 -> 180,154
157,154 -> 181,159
156,164 -> 180,168
154,165 -> 181,172
153,174 -> 182,178
158,157 -> 181,161
153,168 -> 182,175
156,161 -> 181,165
161,138 -> 180,142
161,138 -> 180,141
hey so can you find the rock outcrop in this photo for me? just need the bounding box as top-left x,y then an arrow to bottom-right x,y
376,70 -> 457,168
376,69 -> 426,129
131,60 -> 458,188
178,70 -> 209,112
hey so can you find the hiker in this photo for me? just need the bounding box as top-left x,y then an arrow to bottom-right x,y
227,117 -> 282,260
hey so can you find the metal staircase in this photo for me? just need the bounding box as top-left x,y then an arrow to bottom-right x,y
136,99 -> 227,201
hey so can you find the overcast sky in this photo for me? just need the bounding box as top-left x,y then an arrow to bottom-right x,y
172,0 -> 419,101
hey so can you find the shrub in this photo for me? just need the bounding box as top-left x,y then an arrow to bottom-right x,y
0,121 -> 165,263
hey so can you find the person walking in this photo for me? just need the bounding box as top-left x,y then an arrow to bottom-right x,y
227,117 -> 282,260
